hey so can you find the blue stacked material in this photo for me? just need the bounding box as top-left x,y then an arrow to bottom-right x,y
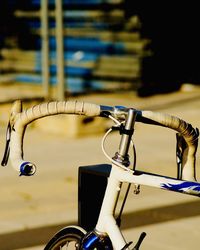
14,74 -> 121,93
31,0 -> 120,6
1,0 -> 144,94
27,20 -> 116,30
33,51 -> 98,61
36,37 -> 127,54
35,65 -> 92,76
15,75 -> 88,93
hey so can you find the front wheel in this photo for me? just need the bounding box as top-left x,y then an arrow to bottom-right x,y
44,225 -> 86,250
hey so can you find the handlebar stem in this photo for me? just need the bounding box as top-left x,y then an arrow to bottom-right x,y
113,109 -> 137,167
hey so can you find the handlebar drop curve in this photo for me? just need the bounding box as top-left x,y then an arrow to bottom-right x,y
8,100 -> 101,175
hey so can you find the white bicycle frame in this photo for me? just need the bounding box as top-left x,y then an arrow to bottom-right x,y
95,108 -> 200,250
95,161 -> 200,250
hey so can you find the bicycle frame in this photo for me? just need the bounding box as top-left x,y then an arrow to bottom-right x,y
93,108 -> 200,250
95,162 -> 200,250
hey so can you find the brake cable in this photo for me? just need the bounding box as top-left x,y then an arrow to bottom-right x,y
101,115 -> 138,227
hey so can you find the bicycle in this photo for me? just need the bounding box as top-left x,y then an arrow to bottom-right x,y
1,99 -> 200,250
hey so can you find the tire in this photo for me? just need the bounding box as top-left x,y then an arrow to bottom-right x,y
44,225 -> 86,250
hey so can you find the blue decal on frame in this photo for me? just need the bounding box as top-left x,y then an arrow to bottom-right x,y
161,181 -> 200,196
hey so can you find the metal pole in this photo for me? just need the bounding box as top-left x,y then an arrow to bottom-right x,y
41,0 -> 50,100
55,0 -> 65,100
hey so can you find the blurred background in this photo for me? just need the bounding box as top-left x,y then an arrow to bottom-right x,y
0,0 -> 199,100
0,0 -> 147,100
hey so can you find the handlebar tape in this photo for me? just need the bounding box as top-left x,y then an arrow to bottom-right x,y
140,110 -> 198,144
140,110 -> 199,181
8,100 -> 198,181
9,100 -> 100,175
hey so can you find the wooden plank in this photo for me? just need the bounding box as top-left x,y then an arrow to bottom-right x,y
90,80 -> 138,90
27,19 -> 125,30
93,69 -> 140,79
0,74 -> 17,83
33,29 -> 141,42
0,60 -> 94,76
34,37 -> 148,53
1,51 -> 141,64
15,9 -> 124,19
1,49 -> 39,60
96,63 -> 140,72
0,57 -> 140,73
98,55 -> 141,65
0,60 -> 36,71
13,74 -> 136,92
0,61 -> 140,78
55,0 -> 65,100
0,59 -> 96,70
0,49 -> 99,62
1,49 -> 144,65
41,0 -> 50,99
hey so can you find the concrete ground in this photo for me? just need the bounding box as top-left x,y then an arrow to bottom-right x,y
0,83 -> 200,249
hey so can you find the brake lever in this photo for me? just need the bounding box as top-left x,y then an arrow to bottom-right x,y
1,122 -> 12,167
